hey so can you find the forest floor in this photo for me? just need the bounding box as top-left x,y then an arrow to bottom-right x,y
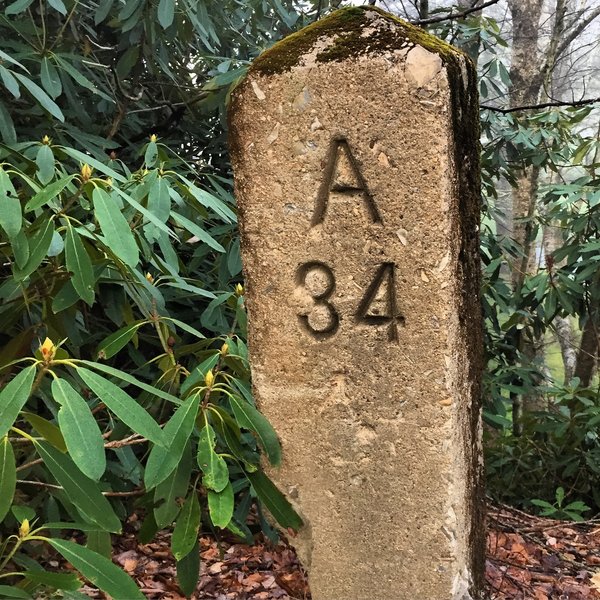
69,501 -> 600,599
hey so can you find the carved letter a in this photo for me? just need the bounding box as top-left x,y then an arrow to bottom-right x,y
311,138 -> 382,226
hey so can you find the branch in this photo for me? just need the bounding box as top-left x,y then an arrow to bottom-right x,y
412,0 -> 500,25
481,96 -> 600,114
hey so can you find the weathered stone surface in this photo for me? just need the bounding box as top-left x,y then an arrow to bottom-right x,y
229,7 -> 484,599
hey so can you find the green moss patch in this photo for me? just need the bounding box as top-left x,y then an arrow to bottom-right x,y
250,6 -> 463,76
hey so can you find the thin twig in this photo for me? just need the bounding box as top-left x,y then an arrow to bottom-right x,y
412,0 -> 499,25
482,96 -> 600,113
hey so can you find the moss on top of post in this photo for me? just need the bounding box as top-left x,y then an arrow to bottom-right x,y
250,6 -> 464,76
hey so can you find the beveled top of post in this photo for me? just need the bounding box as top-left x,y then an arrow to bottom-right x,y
249,6 -> 468,77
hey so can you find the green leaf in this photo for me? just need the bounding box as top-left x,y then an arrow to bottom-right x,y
157,0 -> 175,28
171,492 -> 200,560
145,141 -> 158,167
176,539 -> 199,597
93,187 -> 139,267
171,211 -> 224,252
11,505 -> 34,522
11,229 -> 29,269
34,441 -> 121,532
0,365 -> 36,438
65,222 -> 95,306
97,321 -> 145,359
40,56 -> 62,98
154,445 -> 191,528
14,219 -> 54,281
59,147 -> 126,183
36,144 -> 55,184
0,437 -> 16,522
5,0 -> 35,15
77,360 -> 181,405
0,65 -> 20,98
0,585 -> 31,599
95,0 -> 114,23
196,422 -> 228,492
22,412 -> 66,451
144,395 -> 199,489
112,186 -> 174,237
46,0 -> 67,14
13,73 -> 64,121
22,570 -> 81,591
77,367 -> 165,447
25,175 -> 74,212
147,176 -> 170,223
53,378 -> 106,481
47,539 -> 143,599
0,100 -> 16,143
208,482 -> 233,529
247,471 -> 302,531
0,167 -> 22,239
229,394 -> 281,466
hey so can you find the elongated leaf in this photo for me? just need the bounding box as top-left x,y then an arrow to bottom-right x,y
180,176 -> 236,223
247,471 -> 302,531
0,437 -> 16,522
14,219 -> 54,281
77,368 -> 164,446
11,229 -> 29,268
144,395 -> 199,489
196,423 -> 228,492
23,570 -> 81,591
0,365 -> 36,438
47,539 -> 143,599
208,482 -> 233,529
23,412 -> 66,451
5,0 -> 35,15
154,445 -> 191,528
97,321 -> 144,359
53,378 -> 106,481
157,0 -> 175,28
25,175 -> 74,212
36,144 -> 55,184
77,360 -> 180,405
171,492 -> 200,560
0,65 -> 20,98
176,539 -> 199,597
46,0 -> 67,14
0,100 -> 16,143
13,73 -> 64,121
65,223 -> 95,305
34,441 -> 121,532
170,211 -> 224,252
147,176 -> 170,222
41,56 -> 62,98
93,187 -> 139,266
0,585 -> 31,599
229,395 -> 281,466
59,147 -> 126,182
95,0 -> 114,23
0,167 -> 22,239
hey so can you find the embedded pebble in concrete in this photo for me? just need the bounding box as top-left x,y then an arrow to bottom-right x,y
229,7 -> 484,599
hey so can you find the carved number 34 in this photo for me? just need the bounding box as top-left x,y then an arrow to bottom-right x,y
297,262 -> 405,342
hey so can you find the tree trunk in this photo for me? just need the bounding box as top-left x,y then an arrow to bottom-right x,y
574,314 -> 599,387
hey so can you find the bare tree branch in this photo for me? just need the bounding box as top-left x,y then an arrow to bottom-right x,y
481,96 -> 600,114
412,0 -> 500,25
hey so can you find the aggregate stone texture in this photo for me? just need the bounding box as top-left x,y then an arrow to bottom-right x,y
229,7 -> 484,600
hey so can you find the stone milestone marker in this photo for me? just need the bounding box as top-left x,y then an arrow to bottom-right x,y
229,7 -> 484,600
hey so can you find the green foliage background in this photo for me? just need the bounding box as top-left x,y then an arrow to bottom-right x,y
0,0 -> 599,597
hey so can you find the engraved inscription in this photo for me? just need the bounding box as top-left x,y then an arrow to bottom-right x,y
312,138 -> 382,226
296,261 -> 340,338
297,262 -> 404,342
356,263 -> 405,342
